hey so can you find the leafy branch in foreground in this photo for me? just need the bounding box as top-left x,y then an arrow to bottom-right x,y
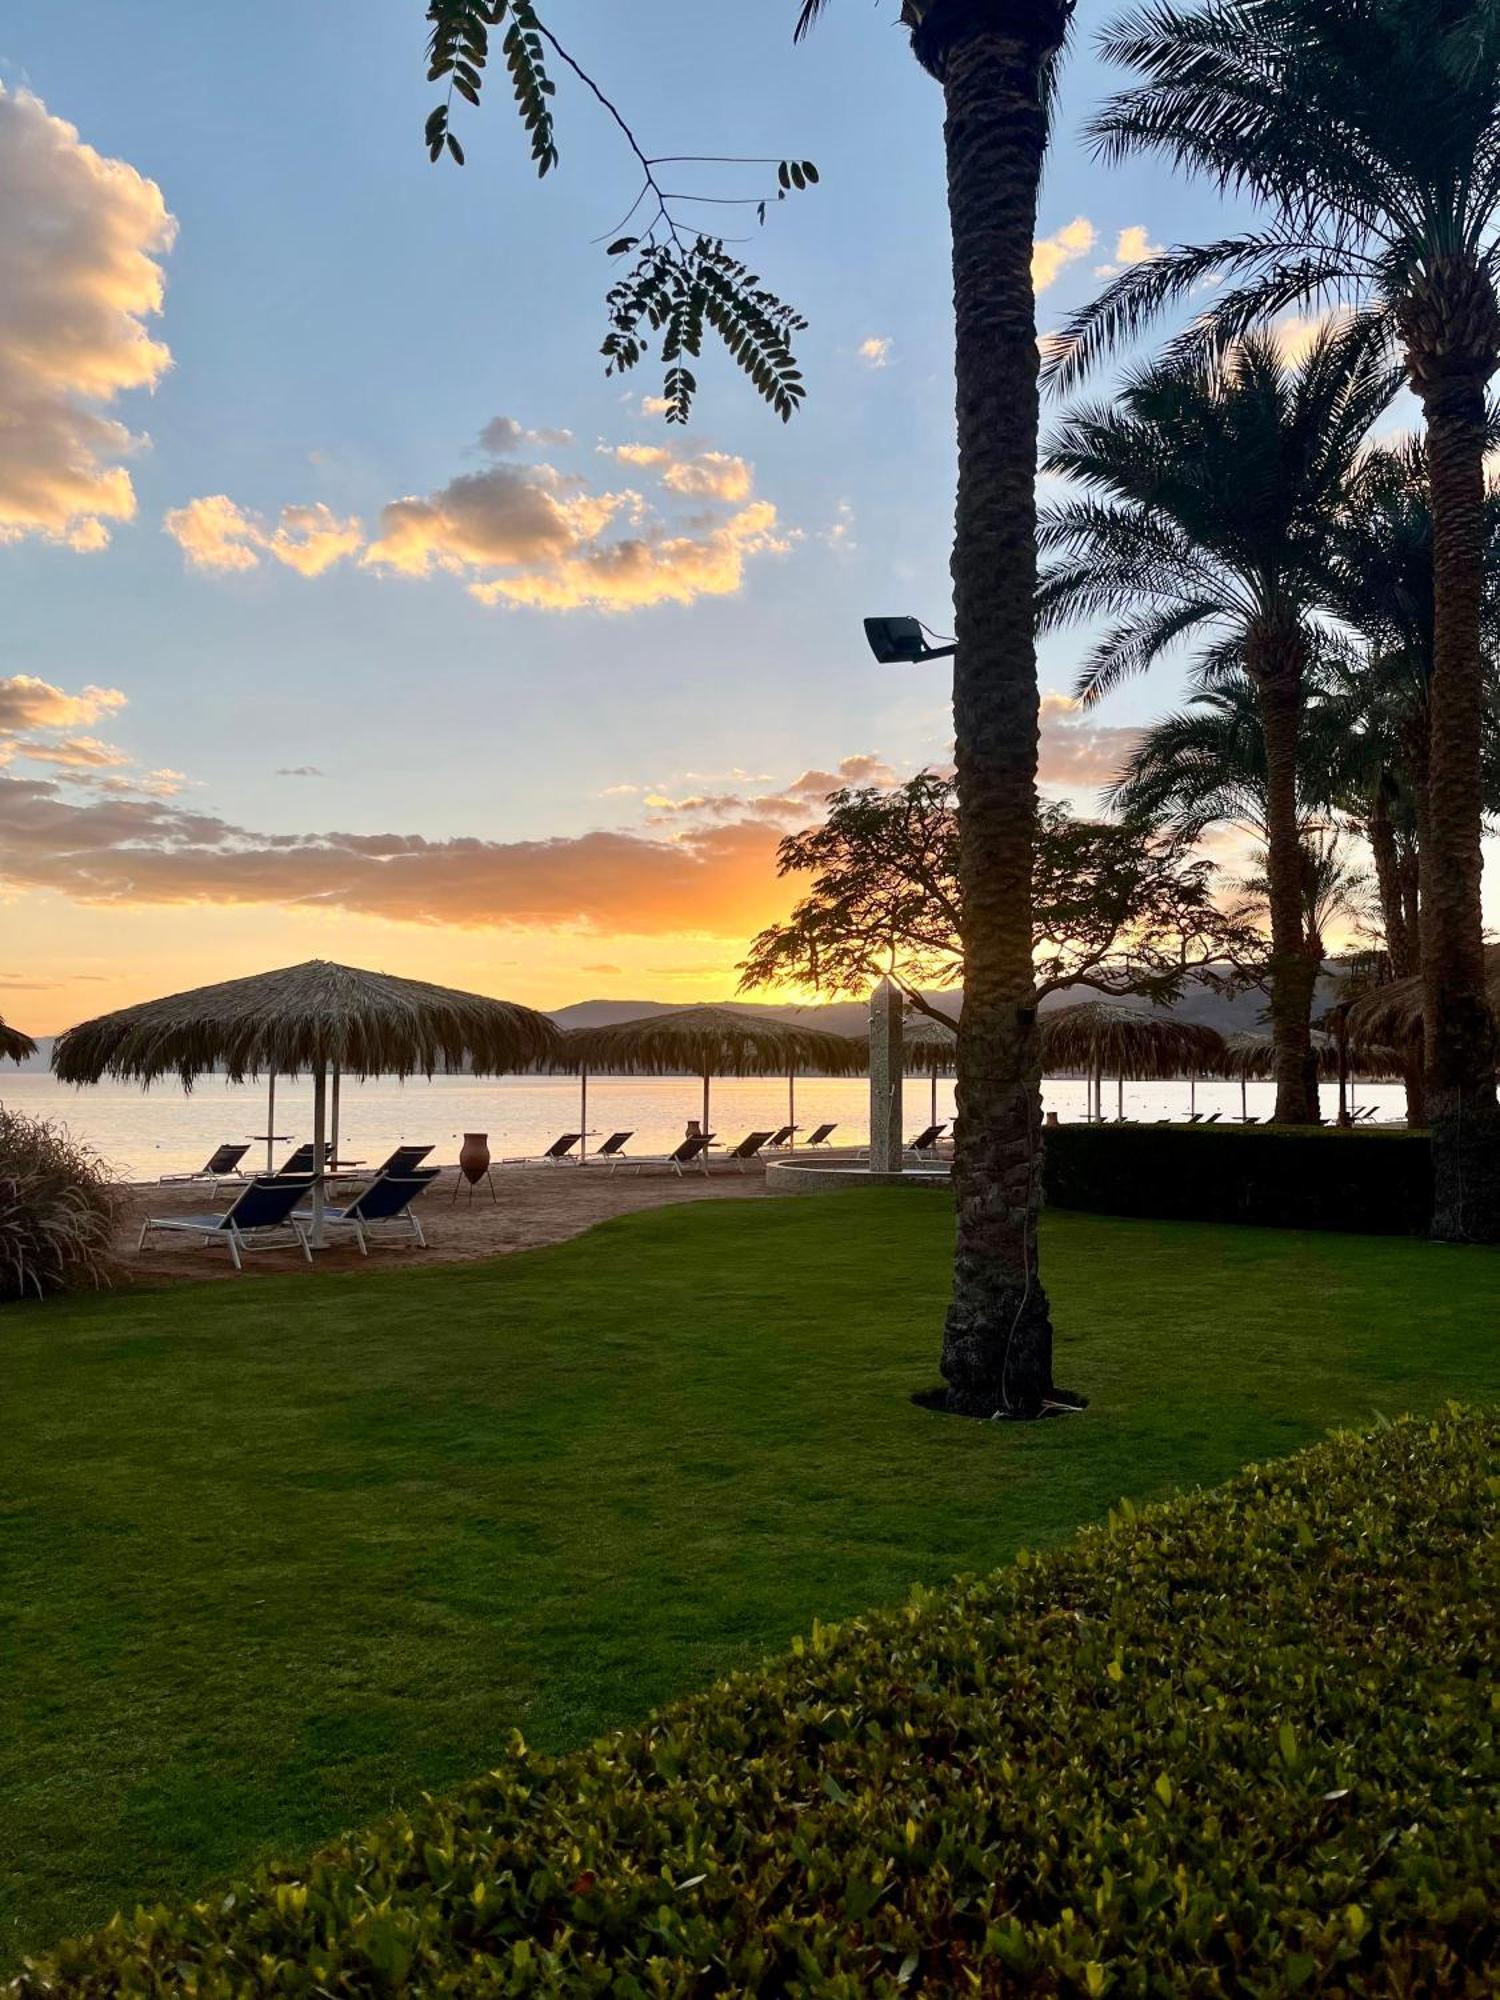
421,1 -> 816,420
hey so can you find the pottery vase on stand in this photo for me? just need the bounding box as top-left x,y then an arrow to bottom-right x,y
454,1132 -> 495,1204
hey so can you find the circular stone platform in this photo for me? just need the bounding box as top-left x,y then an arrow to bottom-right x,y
766,1160 -> 952,1194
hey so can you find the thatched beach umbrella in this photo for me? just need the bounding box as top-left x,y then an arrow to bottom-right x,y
901,1012 -> 959,1126
554,1004 -> 866,1148
1,1017 -> 37,1065
1040,1002 -> 1226,1120
1344,944 -> 1500,1053
53,960 -> 559,1243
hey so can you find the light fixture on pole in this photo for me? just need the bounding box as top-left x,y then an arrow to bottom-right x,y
862,614 -> 956,665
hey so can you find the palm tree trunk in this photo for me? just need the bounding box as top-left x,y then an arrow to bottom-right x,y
1368,784 -> 1412,977
916,3 -> 1066,1417
1407,310 -> 1500,1239
1250,645 -> 1320,1124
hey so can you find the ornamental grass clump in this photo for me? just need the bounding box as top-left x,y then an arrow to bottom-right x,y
15,1408 -> 1497,1992
0,1108 -> 120,1302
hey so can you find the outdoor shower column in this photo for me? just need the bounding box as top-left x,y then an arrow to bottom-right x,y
869,980 -> 904,1174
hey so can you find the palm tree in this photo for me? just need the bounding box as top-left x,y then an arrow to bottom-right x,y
797,0 -> 1075,1416
1046,0 -> 1500,1237
1038,322 -> 1399,1121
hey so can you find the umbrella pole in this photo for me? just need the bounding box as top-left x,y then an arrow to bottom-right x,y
311,1062 -> 328,1249
1241,1069 -> 1248,1123
580,1065 -> 589,1162
265,1075 -> 276,1173
330,1064 -> 341,1170
788,1067 -> 796,1146
703,1067 -> 711,1138
1336,1009 -> 1350,1127
931,1070 -> 938,1128
1190,1070 -> 1197,1117
1117,1072 -> 1124,1121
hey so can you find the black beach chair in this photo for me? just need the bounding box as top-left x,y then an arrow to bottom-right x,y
612,1134 -> 713,1178
803,1122 -> 838,1148
158,1142 -> 250,1191
308,1169 -> 441,1253
137,1177 -> 315,1271
273,1140 -> 332,1178
764,1126 -> 797,1151
503,1133 -> 583,1166
719,1131 -> 776,1171
586,1131 -> 633,1163
905,1123 -> 947,1159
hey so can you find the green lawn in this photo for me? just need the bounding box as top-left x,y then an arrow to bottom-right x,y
3,1193 -> 1497,1965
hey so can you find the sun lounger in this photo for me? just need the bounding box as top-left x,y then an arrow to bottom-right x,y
138,1176 -> 315,1271
857,1122 -> 947,1163
367,1143 -> 435,1178
1185,1113 -> 1205,1125
1202,1111 -> 1222,1124
304,1169 -> 440,1253
584,1131 -> 633,1162
158,1143 -> 251,1190
272,1141 -> 332,1178
803,1123 -> 838,1148
1351,1105 -> 1378,1124
764,1126 -> 797,1151
719,1130 -> 776,1171
612,1134 -> 713,1177
502,1133 -> 583,1166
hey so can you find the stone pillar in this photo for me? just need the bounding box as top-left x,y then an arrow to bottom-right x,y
868,980 -> 904,1174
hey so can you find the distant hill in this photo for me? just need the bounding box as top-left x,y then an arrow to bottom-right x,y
7,972 -> 1348,1082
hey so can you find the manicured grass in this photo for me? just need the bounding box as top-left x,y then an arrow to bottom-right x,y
3,1193 -> 1497,1965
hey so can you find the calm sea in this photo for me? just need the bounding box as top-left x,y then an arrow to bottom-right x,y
0,1070 -> 1408,1182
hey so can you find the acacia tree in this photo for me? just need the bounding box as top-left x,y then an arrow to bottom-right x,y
1037,323 -> 1398,1122
1046,0 -> 1500,1240
738,775 -> 1262,1014
424,0 -> 1077,1415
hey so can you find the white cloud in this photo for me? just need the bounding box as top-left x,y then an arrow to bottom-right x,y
1093,224 -> 1163,279
477,415 -> 576,456
0,84 -> 176,551
1032,217 -> 1096,294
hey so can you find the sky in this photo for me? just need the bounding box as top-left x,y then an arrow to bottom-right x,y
0,1 -> 1445,1033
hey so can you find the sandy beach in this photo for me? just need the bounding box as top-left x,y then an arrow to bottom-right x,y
116,1158 -> 784,1285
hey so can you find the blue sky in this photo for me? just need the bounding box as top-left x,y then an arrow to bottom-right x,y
0,1 -> 1383,1027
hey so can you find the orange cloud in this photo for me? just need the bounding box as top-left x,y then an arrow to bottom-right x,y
163,495 -> 364,576
0,771 -> 795,941
15,734 -> 131,770
858,336 -> 892,369
1037,691 -> 1140,792
0,84 -> 175,550
172,424 -> 790,615
0,674 -> 126,734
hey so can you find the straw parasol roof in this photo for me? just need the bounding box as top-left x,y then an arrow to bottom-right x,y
901,1012 -> 959,1073
1039,1001 -> 1225,1077
52,959 -> 559,1087
0,1017 -> 37,1065
554,1004 -> 867,1081
1218,1028 -> 1402,1081
1343,945 -> 1500,1051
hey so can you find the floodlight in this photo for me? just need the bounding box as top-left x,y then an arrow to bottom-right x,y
862,615 -> 957,665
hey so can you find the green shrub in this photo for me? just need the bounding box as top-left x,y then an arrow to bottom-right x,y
0,1107 -> 120,1302
14,1409 -> 1496,1996
1044,1122 -> 1433,1235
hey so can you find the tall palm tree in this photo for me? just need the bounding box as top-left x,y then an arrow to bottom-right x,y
797,0 -> 1075,1416
1038,322 -> 1399,1121
1046,0 -> 1500,1237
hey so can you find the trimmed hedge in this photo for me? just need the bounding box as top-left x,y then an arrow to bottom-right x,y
14,1410 -> 1496,1996
1044,1122 -> 1433,1235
